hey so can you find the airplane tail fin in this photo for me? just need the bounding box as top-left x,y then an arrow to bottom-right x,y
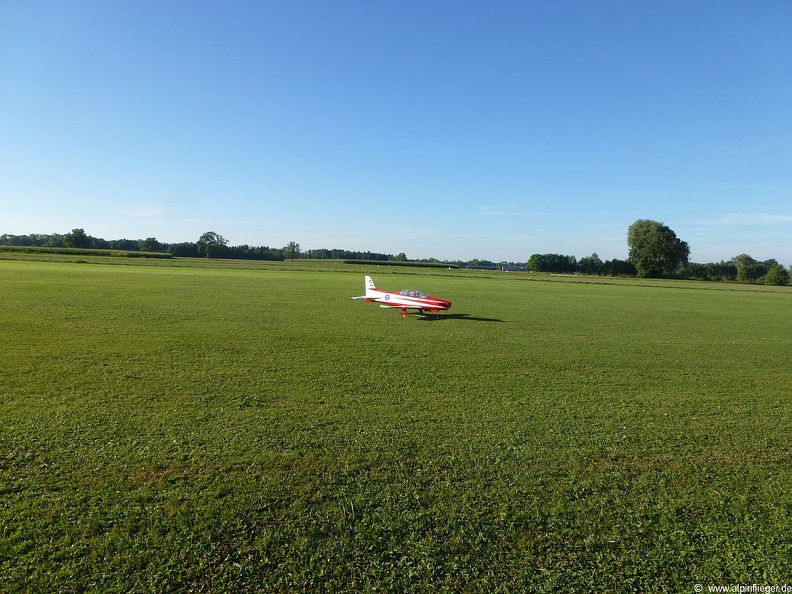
365,275 -> 377,297
351,275 -> 379,300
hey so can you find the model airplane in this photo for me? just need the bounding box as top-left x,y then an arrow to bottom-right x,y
352,275 -> 452,317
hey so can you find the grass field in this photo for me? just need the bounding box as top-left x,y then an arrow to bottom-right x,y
1,257 -> 791,592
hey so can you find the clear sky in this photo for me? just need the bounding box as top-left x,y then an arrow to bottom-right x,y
2,1 -> 791,263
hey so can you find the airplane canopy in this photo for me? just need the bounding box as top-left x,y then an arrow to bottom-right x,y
400,289 -> 428,297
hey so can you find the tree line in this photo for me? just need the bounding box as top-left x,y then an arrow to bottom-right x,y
0,230 -> 512,269
527,253 -> 639,276
2,220 -> 789,285
0,230 -> 407,263
526,219 -> 789,285
527,251 -> 789,284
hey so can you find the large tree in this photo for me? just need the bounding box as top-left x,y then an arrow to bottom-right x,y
197,231 -> 228,258
64,228 -> 89,249
283,241 -> 301,260
627,219 -> 689,277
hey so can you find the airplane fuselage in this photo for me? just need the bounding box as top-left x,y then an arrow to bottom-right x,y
366,289 -> 451,313
353,276 -> 452,316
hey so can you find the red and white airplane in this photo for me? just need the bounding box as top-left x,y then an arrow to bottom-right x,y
352,275 -> 452,317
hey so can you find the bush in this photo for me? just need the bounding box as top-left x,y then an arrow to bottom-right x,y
764,265 -> 790,286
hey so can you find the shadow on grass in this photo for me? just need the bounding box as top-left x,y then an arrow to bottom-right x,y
417,313 -> 504,322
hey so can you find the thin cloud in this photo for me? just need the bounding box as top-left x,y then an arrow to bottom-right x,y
130,208 -> 164,218
477,206 -> 538,217
393,227 -> 439,238
471,233 -> 535,240
129,205 -> 179,219
698,213 -> 792,226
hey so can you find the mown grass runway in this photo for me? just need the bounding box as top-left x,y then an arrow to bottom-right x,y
1,258 -> 791,592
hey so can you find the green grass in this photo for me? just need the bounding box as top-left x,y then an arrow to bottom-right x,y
1,259 -> 791,592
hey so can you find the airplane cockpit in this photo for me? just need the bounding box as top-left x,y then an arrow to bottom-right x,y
399,289 -> 428,298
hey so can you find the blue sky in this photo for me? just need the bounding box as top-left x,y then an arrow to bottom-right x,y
2,1 -> 791,263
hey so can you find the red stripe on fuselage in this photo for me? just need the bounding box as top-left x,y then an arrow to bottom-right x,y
367,289 -> 451,311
